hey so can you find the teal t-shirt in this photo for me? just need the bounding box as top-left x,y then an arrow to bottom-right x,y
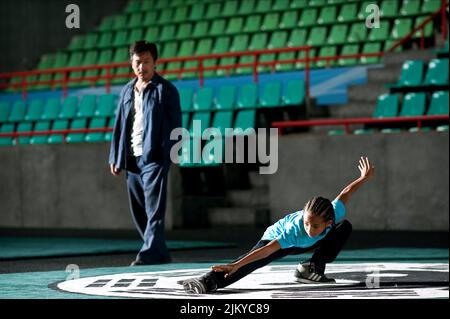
261,199 -> 346,249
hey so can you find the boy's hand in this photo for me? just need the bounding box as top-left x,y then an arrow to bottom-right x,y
212,263 -> 239,278
358,156 -> 375,181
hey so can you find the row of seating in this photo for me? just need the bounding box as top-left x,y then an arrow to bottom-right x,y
0,94 -> 117,124
115,0 -> 441,31
389,58 -> 449,88
179,80 -> 305,113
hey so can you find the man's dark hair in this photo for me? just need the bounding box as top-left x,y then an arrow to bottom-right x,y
129,40 -> 158,61
304,196 -> 334,222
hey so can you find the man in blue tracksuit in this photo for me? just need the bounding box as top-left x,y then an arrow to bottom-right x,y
109,41 -> 182,266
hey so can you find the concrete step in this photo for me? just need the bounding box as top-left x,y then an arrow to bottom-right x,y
347,83 -> 388,103
249,171 -> 269,188
327,102 -> 375,119
383,49 -> 434,67
208,207 -> 270,226
367,66 -> 402,84
226,187 -> 269,207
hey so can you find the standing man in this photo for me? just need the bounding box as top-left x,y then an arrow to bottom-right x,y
109,40 -> 182,266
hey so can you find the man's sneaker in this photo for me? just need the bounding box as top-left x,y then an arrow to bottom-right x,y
182,278 -> 208,294
294,262 -> 336,284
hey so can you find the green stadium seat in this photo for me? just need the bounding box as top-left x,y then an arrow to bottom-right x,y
217,34 -> 248,76
145,26 -> 159,42
237,33 -> 268,74
273,0 -> 289,10
396,60 -> 424,86
41,98 -> 61,121
317,6 -> 337,25
295,48 -> 317,69
24,100 -> 44,122
237,83 -> 258,109
159,25 -> 176,41
384,40 -> 403,52
179,88 -> 193,112
173,6 -> 189,22
142,11 -> 157,26
176,23 -> 192,40
290,0 -> 308,9
338,45 -> 360,66
85,117 -> 107,142
165,40 -> 194,79
226,17 -> 244,35
80,50 -> 100,87
95,94 -> 116,117
222,0 -> 239,16
421,0 -> 442,13
125,0 -> 140,13
309,0 -> 326,6
298,8 -> 318,27
29,121 -> 51,144
98,32 -> 114,49
400,93 -> 426,116
282,80 -> 305,105
182,113 -> 190,129
178,138 -> 202,167
423,59 -> 449,85
83,33 -> 98,50
244,15 -> 262,33
276,51 -> 296,71
76,95 -> 97,118
261,13 -> 280,31
328,25 -> 348,45
48,120 -> 69,144
190,111 -> 211,137
428,91 -> 449,115
338,3 -> 357,22
97,16 -> 114,32
357,1 -> 377,20
288,29 -> 308,47
238,0 -> 256,15
361,42 -> 382,64
104,117 -> 115,142
380,0 -> 399,18
59,96 -> 78,119
128,28 -> 143,43
158,8 -> 173,24
234,109 -> 256,134
192,21 -> 209,38
33,54 -> 55,89
316,46 -> 337,68
68,35 -> 85,51
66,119 -> 87,143
16,122 -> 33,145
8,101 -> 26,122
348,22 -> 368,43
369,21 -> 390,41
255,0 -> 272,13
0,102 -> 10,123
307,27 -> 327,46
391,19 -> 413,40
205,2 -> 221,19
259,31 -> 288,72
374,94 -> 399,118
0,123 -> 14,146
414,16 -> 434,38
189,3 -> 205,20
279,11 -> 298,29
201,137 -> 224,166
193,87 -> 214,111
128,12 -> 143,28
215,86 -> 236,110
400,0 -> 421,16
210,19 -> 227,36
260,82 -> 282,107
211,111 -> 234,136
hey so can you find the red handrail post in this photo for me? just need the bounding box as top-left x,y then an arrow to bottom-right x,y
417,120 -> 422,132
21,75 -> 28,100
63,71 -> 68,98
441,0 -> 448,42
305,47 -> 310,102
106,67 -> 111,94
253,52 -> 259,83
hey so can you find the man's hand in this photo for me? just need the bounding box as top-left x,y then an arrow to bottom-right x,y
358,156 -> 375,181
110,164 -> 121,176
211,263 -> 240,278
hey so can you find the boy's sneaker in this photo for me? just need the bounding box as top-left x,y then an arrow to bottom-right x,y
294,262 -> 336,284
182,278 -> 208,294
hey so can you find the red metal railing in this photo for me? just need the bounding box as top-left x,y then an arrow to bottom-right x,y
272,115 -> 450,135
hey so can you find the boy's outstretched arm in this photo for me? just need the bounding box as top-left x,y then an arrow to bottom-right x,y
211,240 -> 281,277
335,156 -> 375,205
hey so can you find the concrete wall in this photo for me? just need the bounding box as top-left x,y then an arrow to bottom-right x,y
0,0 -> 127,73
268,132 -> 449,231
0,143 -> 181,231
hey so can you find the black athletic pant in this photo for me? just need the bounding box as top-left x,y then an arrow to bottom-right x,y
204,220 -> 352,290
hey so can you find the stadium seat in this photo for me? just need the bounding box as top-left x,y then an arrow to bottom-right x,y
179,88 -> 194,112
76,95 -> 97,118
427,91 -> 449,115
260,82 -> 282,107
190,111 -> 211,137
59,96 -> 78,119
338,45 -> 359,66
374,94 -> 399,118
421,0 -> 442,13
328,25 -> 348,45
391,19 -> 413,40
244,15 -> 262,33
215,86 -> 236,110
66,119 -> 88,143
95,94 -> 116,117
205,2 -> 221,19
400,92 -> 426,116
237,83 -> 258,109
193,87 -> 214,111
396,60 -> 424,86
0,123 -> 14,146
29,121 -> 51,144
48,120 -> 69,144
282,80 -> 305,106
16,122 -> 33,145
234,109 -> 256,134
298,8 -> 318,27
0,102 -> 10,123
41,98 -> 61,121
369,21 -> 390,41
338,3 -> 358,22
380,0 -> 399,18
317,6 -> 337,25
279,11 -> 298,29
8,101 -> 26,123
348,22 -> 368,43
211,110 -> 234,136
423,59 -> 449,85
24,100 -> 44,122
85,117 -> 108,142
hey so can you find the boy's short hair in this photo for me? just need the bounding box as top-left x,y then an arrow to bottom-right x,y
129,40 -> 158,61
